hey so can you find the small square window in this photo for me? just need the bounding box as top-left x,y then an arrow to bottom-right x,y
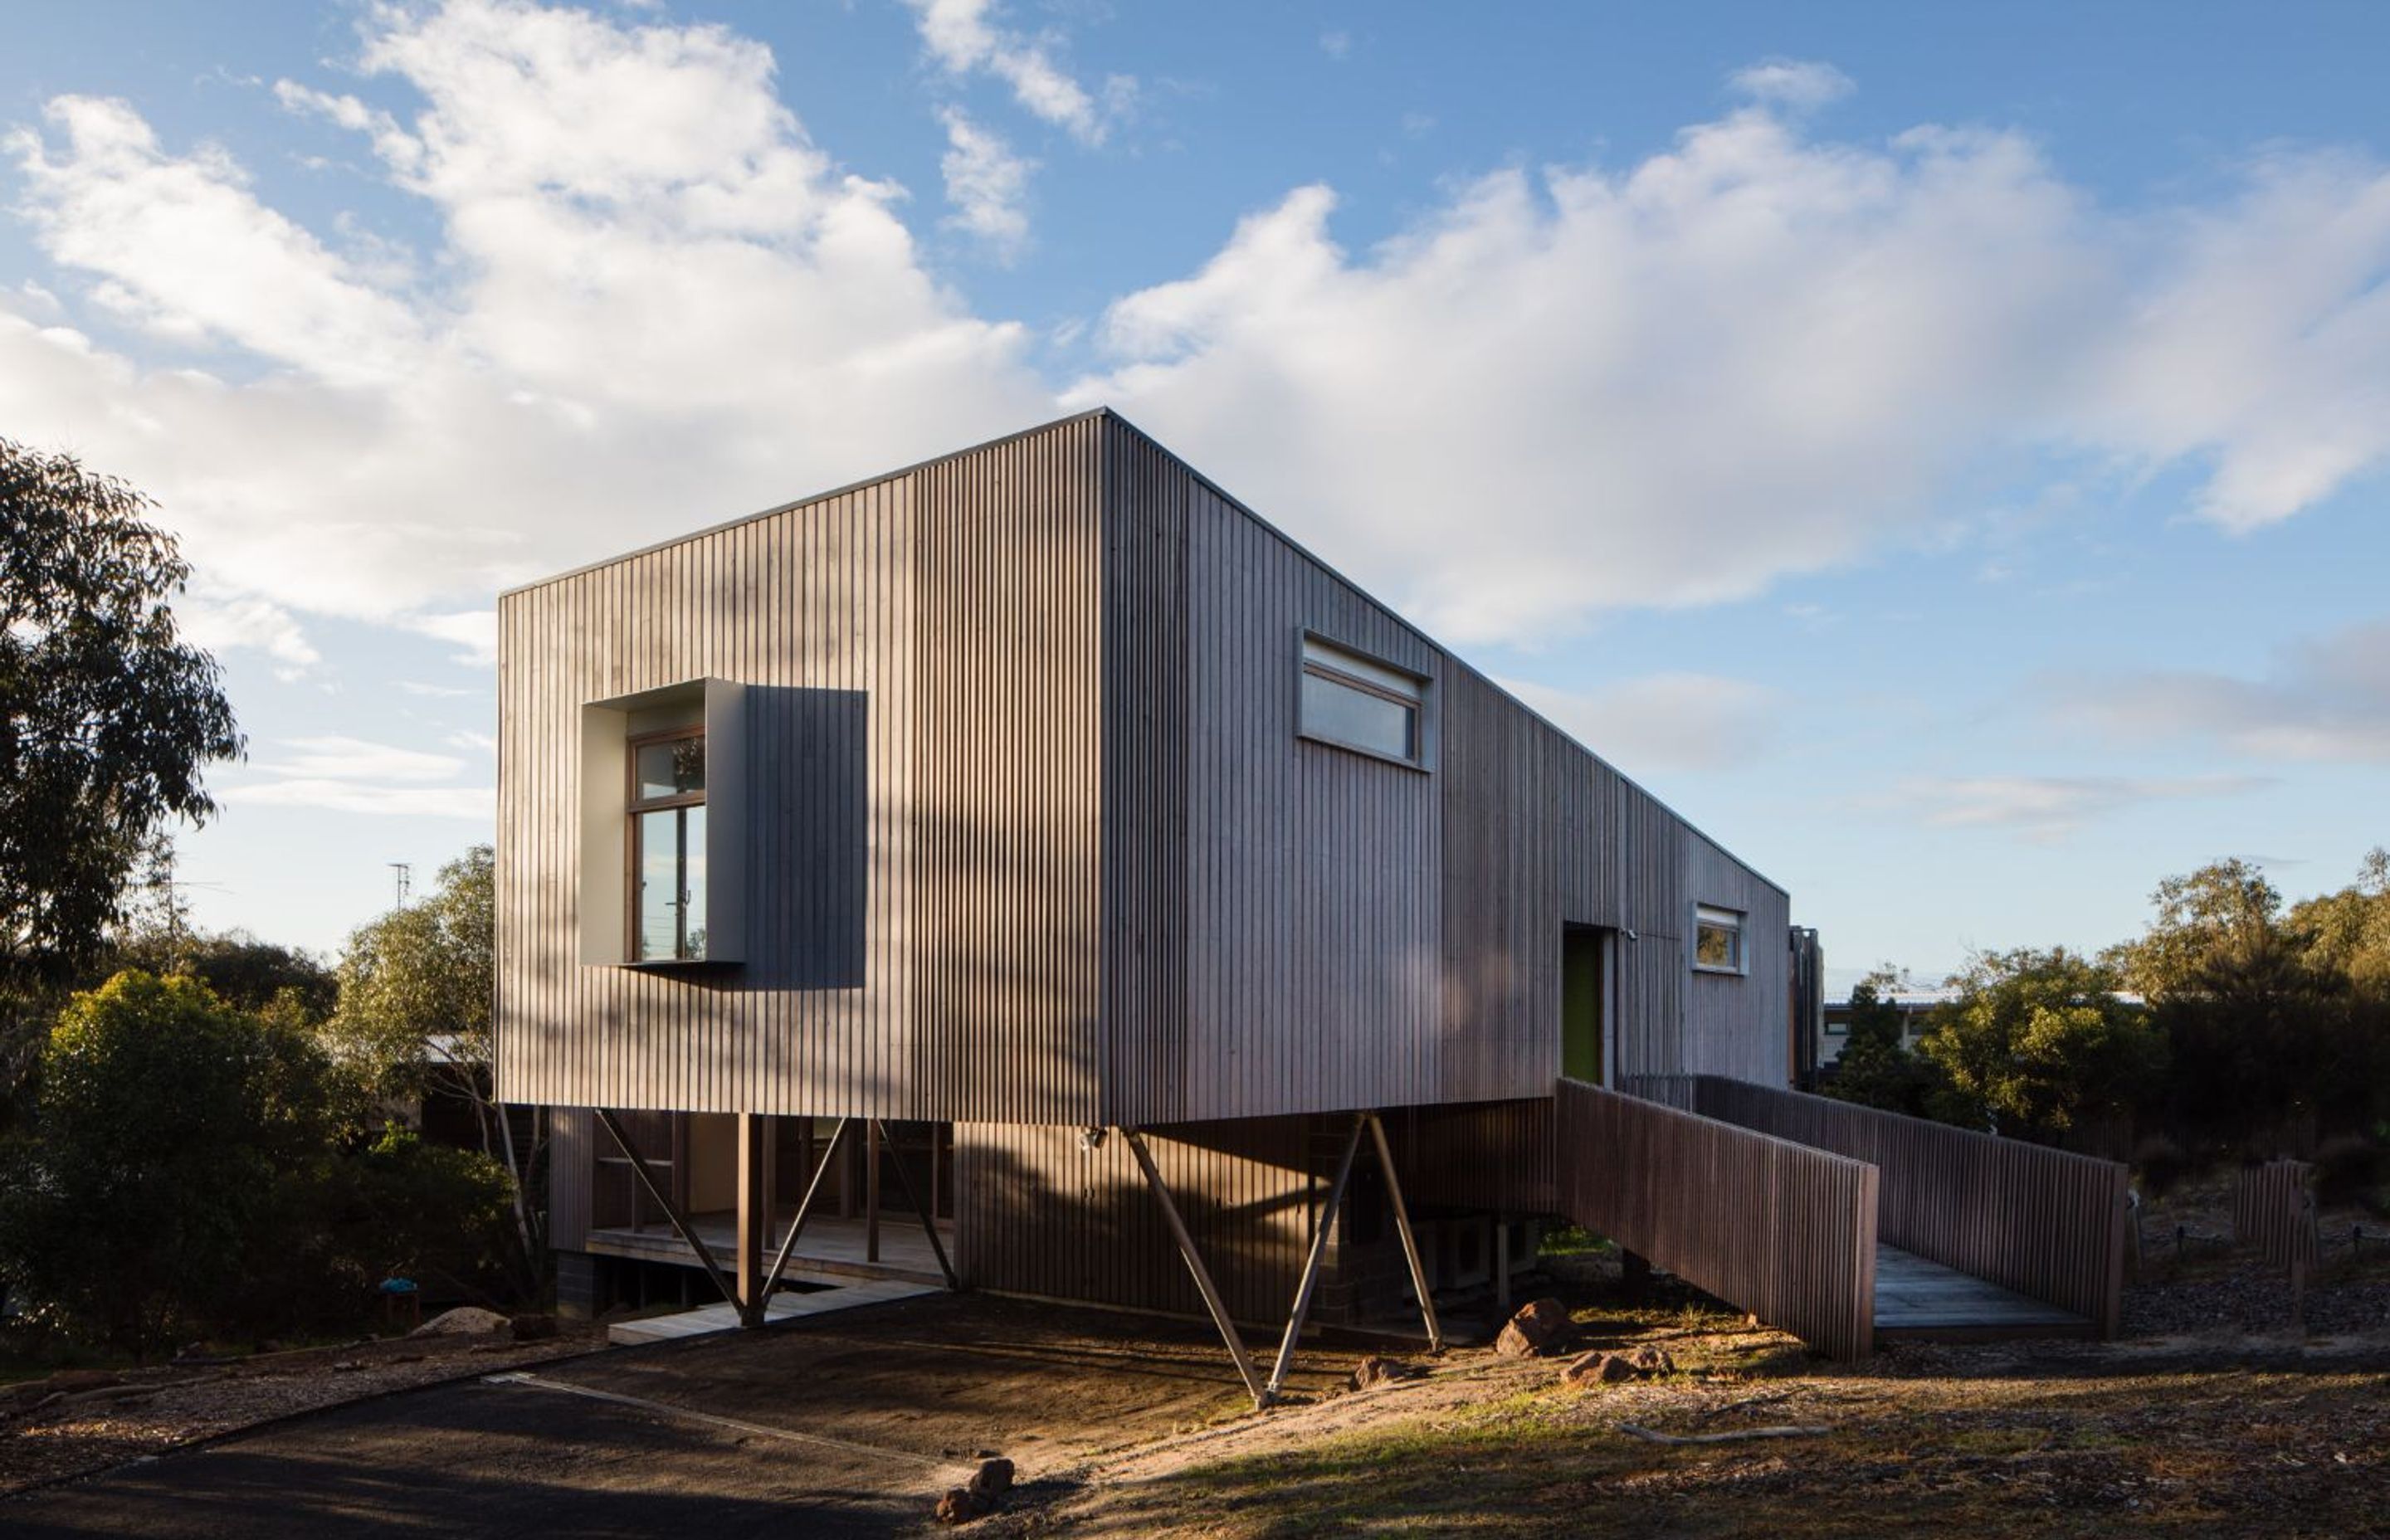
1694,904 -> 1745,974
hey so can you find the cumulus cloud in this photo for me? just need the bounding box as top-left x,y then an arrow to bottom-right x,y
904,0 -> 1126,145
2,0 -> 1045,647
939,107 -> 1033,260
1893,772 -> 2271,842
9,23 -> 2390,680
1069,107 -> 2390,644
1501,673 -> 1779,774
2053,617 -> 2390,763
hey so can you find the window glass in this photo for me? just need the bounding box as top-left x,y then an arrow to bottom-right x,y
1300,636 -> 1423,763
1300,670 -> 1416,759
1695,905 -> 1744,972
634,736 -> 705,802
636,808 -> 684,961
680,804 -> 707,958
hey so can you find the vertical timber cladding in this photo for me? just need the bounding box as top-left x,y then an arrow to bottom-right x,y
495,413 -> 1117,1120
910,416 -> 1107,1126
1681,833 -> 1792,1084
954,1118 -> 1316,1323
495,473 -> 919,1115
1098,422 -> 1191,1127
1171,439 -> 1446,1121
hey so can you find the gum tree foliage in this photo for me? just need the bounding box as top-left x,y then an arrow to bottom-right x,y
2119,854 -> 2390,1149
1917,948 -> 2165,1138
329,845 -> 543,1276
1,441 -> 240,1113
0,439 -> 241,984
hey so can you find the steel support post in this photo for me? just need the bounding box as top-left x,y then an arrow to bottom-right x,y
1123,1128 -> 1268,1410
1265,1114 -> 1367,1402
596,1109 -> 741,1315
759,1117 -> 853,1304
873,1120 -> 959,1289
1364,1112 -> 1445,1352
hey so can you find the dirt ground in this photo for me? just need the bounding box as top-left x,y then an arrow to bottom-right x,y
0,1294 -> 1342,1538
997,1260 -> 2390,1540
5,1246 -> 2387,1538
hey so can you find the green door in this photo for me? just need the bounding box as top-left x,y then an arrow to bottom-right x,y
1562,927 -> 1605,1084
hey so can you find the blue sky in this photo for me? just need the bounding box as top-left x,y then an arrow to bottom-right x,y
4,1 -> 2388,989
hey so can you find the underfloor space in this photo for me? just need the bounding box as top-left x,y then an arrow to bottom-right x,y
1872,1244 -> 2092,1342
585,1212 -> 954,1287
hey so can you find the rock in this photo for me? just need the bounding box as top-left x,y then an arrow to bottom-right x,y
934,1486 -> 987,1524
968,1457 -> 1014,1502
330,1360 -> 368,1373
41,1370 -> 123,1394
1631,1346 -> 1676,1377
507,1313 -> 558,1343
1560,1351 -> 1636,1386
1349,1354 -> 1415,1390
1494,1298 -> 1573,1357
411,1307 -> 510,1338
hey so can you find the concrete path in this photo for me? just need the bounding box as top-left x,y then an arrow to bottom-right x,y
607,1273 -> 942,1345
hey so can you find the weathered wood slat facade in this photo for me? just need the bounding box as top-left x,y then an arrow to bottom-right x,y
1555,1077 -> 1879,1361
1645,1075 -> 2130,1337
497,410 -> 1791,1126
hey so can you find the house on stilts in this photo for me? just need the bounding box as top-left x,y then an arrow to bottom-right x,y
496,410 -> 2129,1391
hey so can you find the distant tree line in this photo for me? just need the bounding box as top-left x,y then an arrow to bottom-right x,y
0,440 -> 529,1362
1827,853 -> 2390,1201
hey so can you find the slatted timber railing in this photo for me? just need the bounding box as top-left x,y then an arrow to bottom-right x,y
1634,1075 -> 2130,1337
1555,1076 -> 1878,1361
2232,1159 -> 2319,1277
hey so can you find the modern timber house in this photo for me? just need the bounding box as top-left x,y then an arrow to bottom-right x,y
496,410 -> 2129,1383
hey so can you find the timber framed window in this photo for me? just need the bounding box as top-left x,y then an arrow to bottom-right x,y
578,677 -> 746,967
1693,904 -> 1745,975
1299,633 -> 1426,767
628,727 -> 708,962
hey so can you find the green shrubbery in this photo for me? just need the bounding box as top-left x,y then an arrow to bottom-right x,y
0,971 -> 521,1360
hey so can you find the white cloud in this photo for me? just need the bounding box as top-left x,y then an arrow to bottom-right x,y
177,590 -> 320,675
1320,31 -> 1353,62
218,733 -> 490,819
1893,772 -> 2271,842
221,779 -> 494,819
1,0 -> 1046,649
9,29 -> 2390,684
904,0 -> 1124,145
1729,59 -> 1854,110
266,734 -> 465,782
446,729 -> 498,753
1069,100 -> 2390,644
1501,673 -> 1779,774
939,107 -> 1032,260
2054,617 -> 2390,763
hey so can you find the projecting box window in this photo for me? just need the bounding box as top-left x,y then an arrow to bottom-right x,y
1694,904 -> 1746,975
578,678 -> 746,968
1299,634 -> 1426,766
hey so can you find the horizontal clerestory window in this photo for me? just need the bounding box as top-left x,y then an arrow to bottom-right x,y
1299,634 -> 1426,766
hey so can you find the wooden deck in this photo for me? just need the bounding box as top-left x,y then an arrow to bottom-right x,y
585,1211 -> 953,1288
1873,1244 -> 2093,1343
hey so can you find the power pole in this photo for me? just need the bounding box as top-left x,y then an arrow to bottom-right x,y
389,861 -> 412,909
